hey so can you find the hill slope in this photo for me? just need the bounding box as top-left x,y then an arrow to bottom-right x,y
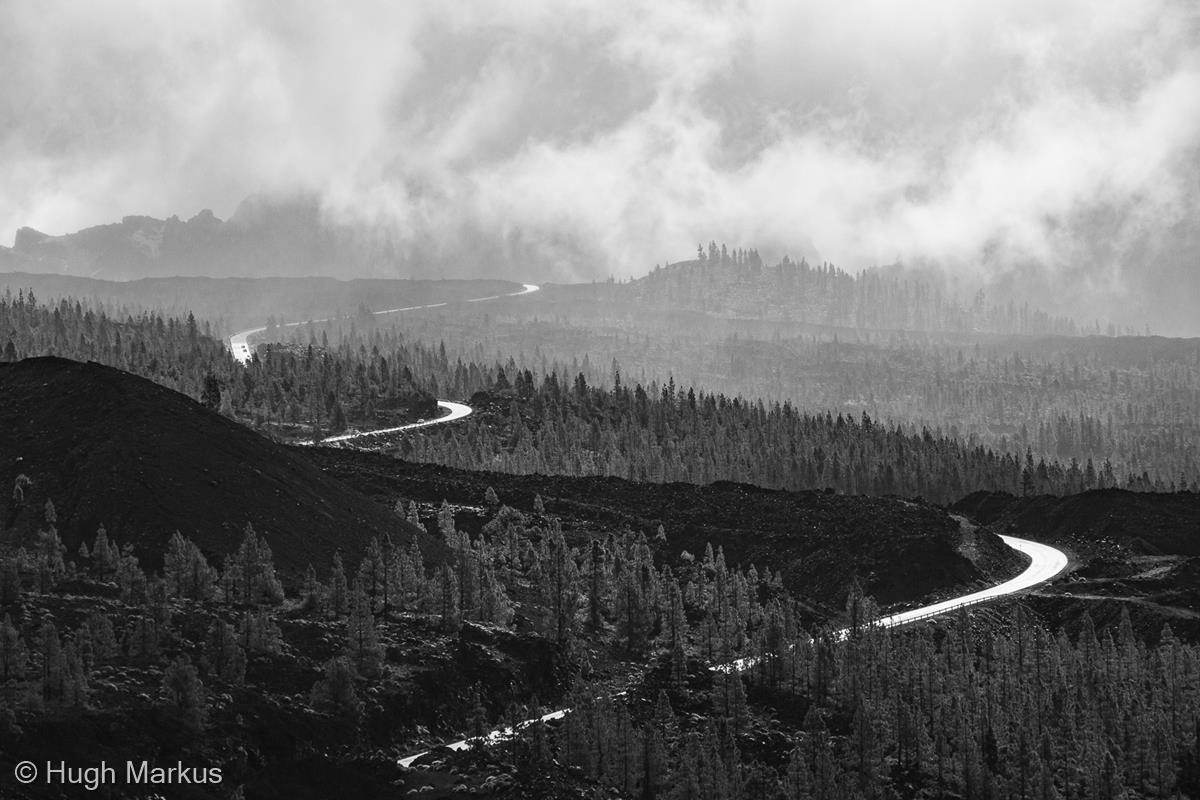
304,447 -> 1024,610
953,489 -> 1200,556
0,357 -> 422,574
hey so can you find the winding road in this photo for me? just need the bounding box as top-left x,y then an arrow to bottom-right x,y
227,283 -> 539,444
400,533 -> 1069,767
228,283 -> 541,366
874,534 -> 1069,628
310,400 -> 474,446
223,277 -> 1070,769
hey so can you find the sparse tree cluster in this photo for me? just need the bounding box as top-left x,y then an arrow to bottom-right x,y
648,249 -> 1089,336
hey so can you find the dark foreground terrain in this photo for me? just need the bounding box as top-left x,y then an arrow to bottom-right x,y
0,356 -> 1038,799
3,356 -> 1200,798
0,357 -> 432,575
303,446 -> 1024,614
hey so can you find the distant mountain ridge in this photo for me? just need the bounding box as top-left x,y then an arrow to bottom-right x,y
0,197 -> 366,280
0,194 -> 536,284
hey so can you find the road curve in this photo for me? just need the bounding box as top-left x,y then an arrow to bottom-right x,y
399,533 -> 1069,768
301,400 -> 473,447
227,283 -> 539,443
873,534 -> 1069,629
716,533 -> 1069,671
232,279 -> 1071,767
227,283 -> 541,366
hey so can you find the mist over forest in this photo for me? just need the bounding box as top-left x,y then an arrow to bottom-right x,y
3,0 -> 1199,334
2,3 -> 1200,799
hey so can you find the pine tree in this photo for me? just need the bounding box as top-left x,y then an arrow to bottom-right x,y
438,500 -> 457,548
614,537 -> 657,654
711,669 -> 750,735
784,746 -> 815,800
345,578 -> 385,677
204,621 -> 246,685
76,628 -> 98,678
115,546 -> 147,602
161,655 -> 207,731
666,579 -> 688,647
35,525 -> 66,592
301,564 -> 324,614
239,609 -> 282,655
90,525 -> 120,578
0,614 -> 27,682
223,524 -> 283,606
586,539 -> 608,633
670,638 -> 688,692
671,733 -> 704,800
398,539 -> 423,611
310,657 -> 362,724
430,564 -> 461,632
358,537 -> 386,614
163,532 -> 215,600
478,563 -> 514,626
540,527 -> 578,644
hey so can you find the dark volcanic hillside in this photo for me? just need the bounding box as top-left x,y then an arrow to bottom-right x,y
302,447 -> 1024,611
954,489 -> 1200,556
0,357 -> 422,574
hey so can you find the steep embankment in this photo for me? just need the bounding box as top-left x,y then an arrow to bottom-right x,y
0,357 -> 426,574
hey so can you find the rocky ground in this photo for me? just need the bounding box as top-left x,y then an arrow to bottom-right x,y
303,447 -> 1025,619
1,581 -> 574,800
954,489 -> 1200,641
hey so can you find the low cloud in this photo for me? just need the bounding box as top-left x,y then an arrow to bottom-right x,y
3,0 -> 1198,331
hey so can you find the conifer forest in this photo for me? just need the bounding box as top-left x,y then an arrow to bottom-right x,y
3,3 -> 1200,797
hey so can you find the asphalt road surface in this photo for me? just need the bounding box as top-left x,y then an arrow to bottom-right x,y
400,533 -> 1069,767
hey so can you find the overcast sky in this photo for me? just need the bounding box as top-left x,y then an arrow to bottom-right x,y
3,0 -> 1198,331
